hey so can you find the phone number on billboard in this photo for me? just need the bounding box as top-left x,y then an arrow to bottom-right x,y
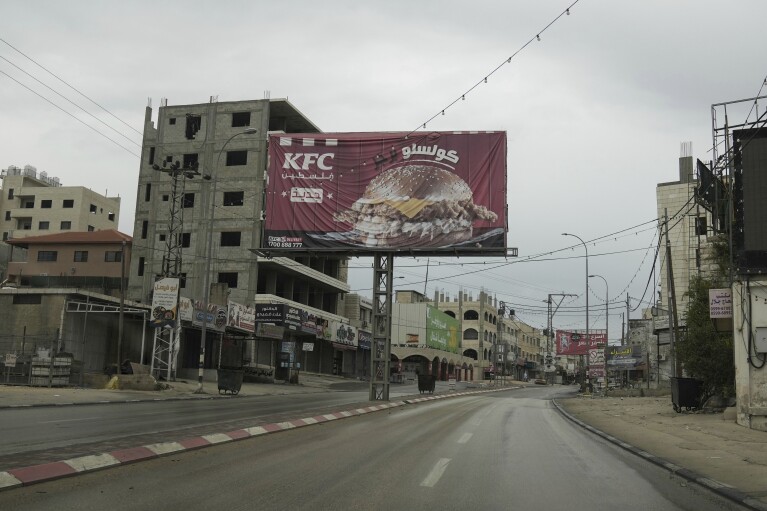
268,236 -> 303,248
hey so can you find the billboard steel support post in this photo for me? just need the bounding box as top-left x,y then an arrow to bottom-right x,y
369,253 -> 393,401
563,232 -> 589,392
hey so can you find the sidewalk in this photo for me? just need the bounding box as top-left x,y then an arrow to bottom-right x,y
0,372 -> 356,408
557,395 -> 767,510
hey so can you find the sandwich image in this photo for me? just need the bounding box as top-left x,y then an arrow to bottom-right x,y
333,165 -> 497,247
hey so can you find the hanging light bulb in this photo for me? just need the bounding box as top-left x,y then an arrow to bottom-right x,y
566,8 -> 570,15
536,34 -> 541,41
484,77 -> 487,83
441,110 -> 445,116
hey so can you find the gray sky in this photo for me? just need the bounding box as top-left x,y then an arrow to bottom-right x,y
2,0 -> 765,340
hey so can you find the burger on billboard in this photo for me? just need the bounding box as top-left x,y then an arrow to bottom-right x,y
265,132 -> 507,255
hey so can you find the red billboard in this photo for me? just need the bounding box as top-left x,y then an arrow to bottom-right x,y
555,330 -> 607,356
264,132 -> 507,254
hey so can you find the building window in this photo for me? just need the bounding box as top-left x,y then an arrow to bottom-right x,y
90,204 -> 97,213
226,150 -> 248,166
138,257 -> 145,276
2,232 -> 7,241
38,221 -> 49,230
108,212 -> 115,222
464,328 -> 479,340
218,272 -> 238,289
23,201 -> 34,209
166,155 -> 173,163
179,273 -> 187,289
183,153 -> 199,170
695,216 -> 707,236
63,199 -> 74,208
7,189 -> 14,199
231,112 -> 251,127
182,193 -> 195,208
162,195 -> 169,202
22,223 -> 31,230
223,191 -> 244,206
37,251 -> 58,262
181,232 -> 191,248
220,231 -> 241,247
169,117 -> 176,125
141,220 -> 148,239
148,147 -> 156,165
13,295 -> 41,305
60,221 -> 71,230
145,183 -> 152,202
88,225 -> 95,232
159,234 -> 166,242
74,251 -> 88,262
4,211 -> 9,221
41,200 -> 52,209
104,251 -> 122,262
185,115 -> 202,140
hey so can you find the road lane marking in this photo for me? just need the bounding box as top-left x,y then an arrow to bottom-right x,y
420,458 -> 451,488
457,433 -> 473,444
38,417 -> 101,424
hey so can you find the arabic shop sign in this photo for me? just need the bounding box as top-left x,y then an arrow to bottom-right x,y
426,305 -> 460,353
709,288 -> 732,319
605,345 -> 643,368
255,304 -> 304,330
150,278 -> 179,328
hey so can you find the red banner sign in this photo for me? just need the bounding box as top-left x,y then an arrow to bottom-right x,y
555,330 -> 607,355
265,132 -> 507,254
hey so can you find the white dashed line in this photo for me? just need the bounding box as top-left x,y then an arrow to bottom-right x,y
421,458 -> 451,488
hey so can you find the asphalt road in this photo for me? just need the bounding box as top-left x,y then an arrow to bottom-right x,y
0,386 -> 746,511
0,380 -> 471,469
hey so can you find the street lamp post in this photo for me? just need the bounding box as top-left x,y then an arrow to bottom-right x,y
562,232 -> 589,392
589,273 -> 608,389
196,128 -> 258,393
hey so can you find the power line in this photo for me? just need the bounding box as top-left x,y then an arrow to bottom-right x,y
0,69 -> 140,158
409,0 -> 581,136
0,37 -> 143,136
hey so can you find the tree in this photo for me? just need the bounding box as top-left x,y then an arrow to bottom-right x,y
677,236 -> 734,398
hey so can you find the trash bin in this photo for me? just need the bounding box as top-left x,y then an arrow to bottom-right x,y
418,374 -> 436,394
217,368 -> 244,395
670,377 -> 702,412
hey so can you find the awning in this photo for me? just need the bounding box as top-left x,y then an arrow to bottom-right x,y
332,343 -> 357,351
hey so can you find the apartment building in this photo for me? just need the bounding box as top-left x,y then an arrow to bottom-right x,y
129,98 -> 351,377
0,165 -> 120,241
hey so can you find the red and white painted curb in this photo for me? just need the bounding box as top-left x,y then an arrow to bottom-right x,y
0,387 -> 514,491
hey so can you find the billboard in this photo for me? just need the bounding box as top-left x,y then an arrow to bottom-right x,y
150,278 -> 179,328
255,304 -> 303,331
265,132 -> 507,254
605,345 -> 643,368
555,330 -> 607,356
228,301 -> 255,333
331,321 -> 358,348
426,305 -> 460,353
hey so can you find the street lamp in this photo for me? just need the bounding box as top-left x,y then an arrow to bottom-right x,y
588,274 -> 608,343
589,274 -> 608,389
196,128 -> 258,393
562,232 -> 589,391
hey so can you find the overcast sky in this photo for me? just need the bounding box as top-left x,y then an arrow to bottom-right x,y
2,1 -> 766,341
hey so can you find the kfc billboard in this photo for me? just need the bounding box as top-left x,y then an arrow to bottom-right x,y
555,330 -> 607,356
265,132 -> 507,254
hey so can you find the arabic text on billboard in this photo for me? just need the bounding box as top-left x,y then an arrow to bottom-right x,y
555,330 -> 607,356
605,345 -> 643,368
264,132 -> 507,254
426,305 -> 460,353
228,301 -> 255,333
150,278 -> 179,328
192,300 -> 227,332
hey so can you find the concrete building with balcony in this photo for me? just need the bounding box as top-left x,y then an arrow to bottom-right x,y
0,165 -> 121,242
0,165 -> 121,282
129,97 -> 351,378
3,229 -> 131,295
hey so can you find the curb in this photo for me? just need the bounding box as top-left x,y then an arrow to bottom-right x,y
552,400 -> 767,511
0,386 -> 515,492
0,395 -> 223,410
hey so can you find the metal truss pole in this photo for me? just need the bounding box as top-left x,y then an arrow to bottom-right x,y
369,253 -> 393,401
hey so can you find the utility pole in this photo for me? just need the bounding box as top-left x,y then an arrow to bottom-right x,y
117,239 -> 126,375
545,293 -> 576,383
664,209 -> 682,377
